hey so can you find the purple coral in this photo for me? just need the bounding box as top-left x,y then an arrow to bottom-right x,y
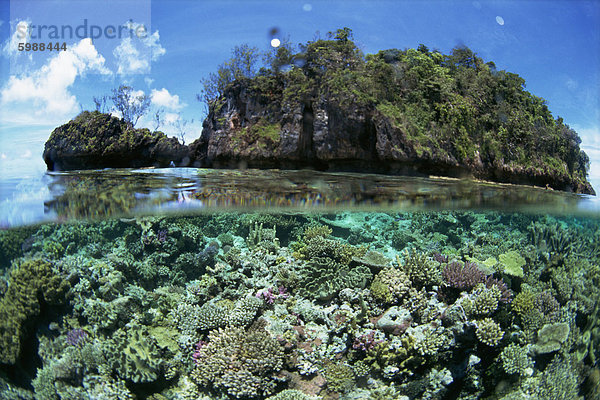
535,291 -> 559,317
353,330 -> 382,352
157,229 -> 168,242
192,340 -> 207,365
256,287 -> 289,304
66,328 -> 89,347
442,261 -> 486,290
484,276 -> 513,303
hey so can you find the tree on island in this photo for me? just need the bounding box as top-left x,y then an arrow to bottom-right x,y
93,85 -> 151,128
110,85 -> 151,127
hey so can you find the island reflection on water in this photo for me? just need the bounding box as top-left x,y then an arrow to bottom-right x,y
0,168 -> 585,227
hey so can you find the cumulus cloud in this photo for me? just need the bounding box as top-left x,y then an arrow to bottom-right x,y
151,88 -> 185,110
113,21 -> 165,74
1,38 -> 110,122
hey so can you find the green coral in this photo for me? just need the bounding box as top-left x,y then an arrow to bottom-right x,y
512,290 -> 536,318
197,302 -> 229,331
414,327 -> 454,357
323,362 -> 355,393
108,323 -> 165,383
228,295 -> 262,327
266,390 -> 321,400
471,284 -> 501,316
499,343 -> 534,376
370,267 -> 411,304
476,318 -> 504,346
534,322 -> 570,354
298,257 -> 371,301
0,259 -> 70,364
303,224 -> 333,241
368,385 -> 401,400
191,326 -> 284,398
0,226 -> 35,266
399,249 -> 442,288
498,250 -> 526,277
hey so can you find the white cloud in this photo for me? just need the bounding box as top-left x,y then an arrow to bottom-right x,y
2,19 -> 30,57
113,21 -> 165,74
0,38 -> 110,123
113,37 -> 148,74
151,88 -> 185,110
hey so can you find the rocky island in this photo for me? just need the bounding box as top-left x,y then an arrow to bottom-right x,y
43,30 -> 595,194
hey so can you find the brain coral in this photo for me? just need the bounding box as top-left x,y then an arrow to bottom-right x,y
191,326 -> 284,398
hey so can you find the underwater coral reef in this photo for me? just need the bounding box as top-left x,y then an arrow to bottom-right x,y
0,211 -> 598,399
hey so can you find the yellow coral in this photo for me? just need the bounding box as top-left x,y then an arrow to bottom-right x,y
512,290 -> 536,317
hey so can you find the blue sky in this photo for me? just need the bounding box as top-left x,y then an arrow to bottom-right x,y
0,0 -> 599,190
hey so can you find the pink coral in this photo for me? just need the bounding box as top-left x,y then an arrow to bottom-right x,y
442,261 -> 486,290
484,276 -> 513,303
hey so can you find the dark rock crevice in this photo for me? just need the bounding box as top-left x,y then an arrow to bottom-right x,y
299,102 -> 314,160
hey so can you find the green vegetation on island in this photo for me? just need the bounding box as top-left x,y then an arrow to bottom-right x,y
43,28 -> 594,194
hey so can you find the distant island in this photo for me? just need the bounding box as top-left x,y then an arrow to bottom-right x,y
43,28 -> 595,194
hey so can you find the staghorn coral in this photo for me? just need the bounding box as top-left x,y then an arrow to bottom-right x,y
475,318 -> 504,346
528,221 -> 574,255
0,259 -> 70,364
191,325 -> 284,398
247,222 -> 279,252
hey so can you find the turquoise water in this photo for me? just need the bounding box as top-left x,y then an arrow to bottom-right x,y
0,169 -> 598,399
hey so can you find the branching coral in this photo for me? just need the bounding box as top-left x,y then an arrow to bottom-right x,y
499,343 -> 533,376
399,249 -> 441,288
323,362 -> 355,393
442,261 -> 486,290
191,326 -> 284,398
370,267 -> 410,304
475,318 -> 504,346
